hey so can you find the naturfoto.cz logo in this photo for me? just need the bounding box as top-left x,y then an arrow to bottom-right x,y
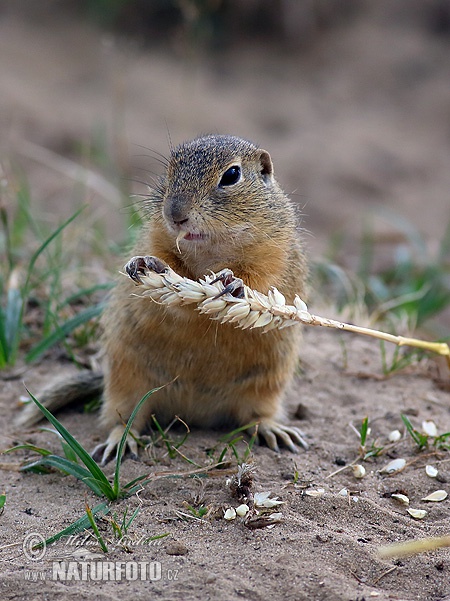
52,561 -> 165,581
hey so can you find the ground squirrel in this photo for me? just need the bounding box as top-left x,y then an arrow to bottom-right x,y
18,134 -> 309,464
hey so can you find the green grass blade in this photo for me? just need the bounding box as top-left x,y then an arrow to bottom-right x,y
39,501 -> 110,548
58,283 -> 113,310
218,421 -> 259,443
22,207 -> 86,295
21,454 -> 92,478
113,385 -> 165,497
25,302 -> 104,363
61,440 -> 80,463
151,415 -> 176,457
85,501 -> 108,552
82,477 -> 118,500
360,417 -> 369,447
21,455 -> 114,498
3,444 -> 52,456
401,414 -> 428,448
0,305 -> 8,367
24,388 -> 114,495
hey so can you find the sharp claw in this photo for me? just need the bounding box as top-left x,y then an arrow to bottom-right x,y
91,427 -> 140,465
210,269 -> 245,299
256,421 -> 308,453
286,427 -> 309,451
125,255 -> 168,283
91,443 -> 106,464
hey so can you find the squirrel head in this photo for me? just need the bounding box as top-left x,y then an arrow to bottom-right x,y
144,134 -> 297,278
159,135 -> 292,247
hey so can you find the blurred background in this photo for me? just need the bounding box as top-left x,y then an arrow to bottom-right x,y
1,0 -> 449,339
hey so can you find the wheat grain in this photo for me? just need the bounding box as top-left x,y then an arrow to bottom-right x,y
125,257 -> 450,364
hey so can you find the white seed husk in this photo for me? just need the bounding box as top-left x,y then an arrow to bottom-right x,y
266,512 -> 283,523
304,488 -> 325,498
379,458 -> 406,475
407,508 -> 428,520
268,287 -> 286,307
425,465 -> 439,478
261,497 -> 284,508
251,312 -> 274,329
239,311 -> 262,329
422,420 -> 438,437
254,491 -> 283,507
338,488 -> 348,497
294,295 -> 308,312
223,507 -> 237,520
421,490 -> 448,502
391,493 -> 410,506
235,504 -> 249,517
388,429 -> 402,442
199,298 -> 228,313
352,464 -> 366,479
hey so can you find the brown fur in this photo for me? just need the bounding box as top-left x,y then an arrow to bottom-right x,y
19,134 -> 308,461
100,135 -> 307,450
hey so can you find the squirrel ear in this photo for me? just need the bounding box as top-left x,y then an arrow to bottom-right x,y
258,150 -> 274,181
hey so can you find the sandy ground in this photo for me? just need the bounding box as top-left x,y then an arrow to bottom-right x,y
1,2 -> 450,600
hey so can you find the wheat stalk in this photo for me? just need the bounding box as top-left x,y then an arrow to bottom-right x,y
124,256 -> 450,366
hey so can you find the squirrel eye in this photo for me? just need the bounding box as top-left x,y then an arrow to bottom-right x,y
219,165 -> 241,187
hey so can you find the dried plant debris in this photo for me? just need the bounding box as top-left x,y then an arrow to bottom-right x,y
378,535 -> 450,558
228,463 -> 256,505
226,463 -> 284,529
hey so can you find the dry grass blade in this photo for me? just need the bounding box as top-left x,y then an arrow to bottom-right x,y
125,257 -> 450,367
378,535 -> 450,558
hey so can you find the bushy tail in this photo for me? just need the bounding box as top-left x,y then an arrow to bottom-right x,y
16,371 -> 104,427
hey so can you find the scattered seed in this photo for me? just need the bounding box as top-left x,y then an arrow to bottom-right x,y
391,493 -> 410,506
425,465 -> 438,478
388,430 -> 401,442
304,488 -> 325,498
254,492 -> 284,507
338,488 -> 348,497
379,458 -> 406,475
352,465 -> 366,479
421,490 -> 448,502
223,508 -> 237,520
235,504 -> 249,517
422,421 -> 438,437
407,508 -> 427,520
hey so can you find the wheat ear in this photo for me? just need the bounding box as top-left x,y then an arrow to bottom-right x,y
124,257 -> 450,367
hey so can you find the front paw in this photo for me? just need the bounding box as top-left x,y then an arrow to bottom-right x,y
253,420 -> 309,453
91,425 -> 140,466
125,256 -> 169,284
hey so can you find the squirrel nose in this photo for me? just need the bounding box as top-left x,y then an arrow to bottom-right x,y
173,216 -> 189,226
165,195 -> 190,226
